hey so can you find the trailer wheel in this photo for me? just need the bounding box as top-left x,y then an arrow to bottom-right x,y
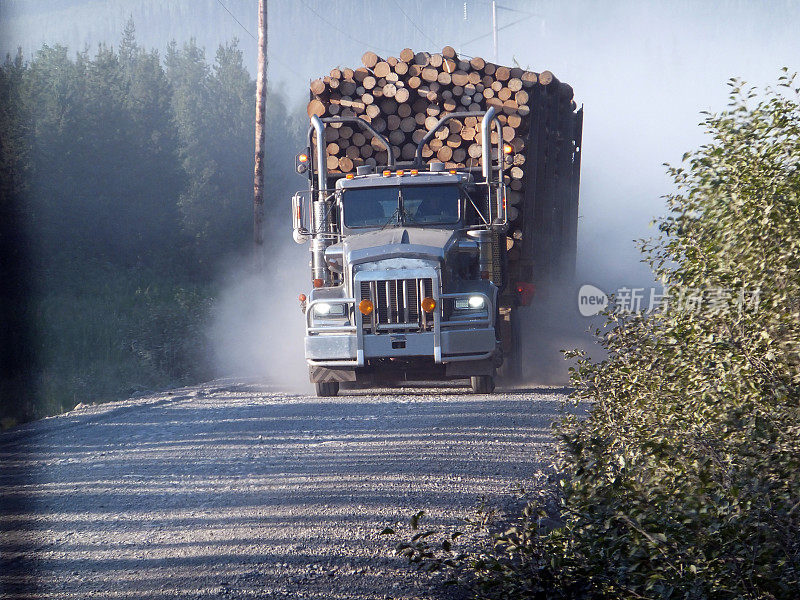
315,381 -> 339,397
470,375 -> 495,394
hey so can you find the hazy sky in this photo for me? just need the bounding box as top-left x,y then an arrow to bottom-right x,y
3,0 -> 799,289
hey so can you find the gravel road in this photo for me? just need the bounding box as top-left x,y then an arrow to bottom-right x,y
1,381 -> 571,599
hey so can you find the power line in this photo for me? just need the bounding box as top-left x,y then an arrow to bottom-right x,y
460,14 -> 534,49
297,0 -> 398,56
213,0 -> 304,79
390,0 -> 440,49
215,0 -> 256,41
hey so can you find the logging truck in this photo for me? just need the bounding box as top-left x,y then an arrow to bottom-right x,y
292,49 -> 582,397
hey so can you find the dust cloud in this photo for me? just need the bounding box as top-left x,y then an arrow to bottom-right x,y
209,244 -> 312,393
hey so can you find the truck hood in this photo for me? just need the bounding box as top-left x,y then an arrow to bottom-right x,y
337,228 -> 458,267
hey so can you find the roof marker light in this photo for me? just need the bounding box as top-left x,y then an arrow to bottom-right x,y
396,169 -> 405,176
346,173 -> 354,179
410,169 -> 419,175
449,169 -> 457,174
382,170 -> 391,177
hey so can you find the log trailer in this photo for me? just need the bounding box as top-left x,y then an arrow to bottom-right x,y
292,48 -> 582,397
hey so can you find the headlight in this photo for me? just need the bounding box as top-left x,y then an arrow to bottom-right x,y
455,296 -> 485,310
314,302 -> 346,317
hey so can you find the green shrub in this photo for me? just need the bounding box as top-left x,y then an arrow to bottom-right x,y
391,73 -> 800,599
555,71 -> 800,598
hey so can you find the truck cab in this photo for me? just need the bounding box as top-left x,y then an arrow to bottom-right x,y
293,109 -> 509,396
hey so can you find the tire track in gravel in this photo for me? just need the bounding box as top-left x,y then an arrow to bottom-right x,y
1,381 -> 571,599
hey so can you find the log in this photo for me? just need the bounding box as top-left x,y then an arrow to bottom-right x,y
452,147 -> 467,163
394,61 -> 409,76
326,142 -> 339,155
400,48 -> 415,63
374,61 -> 391,78
397,102 -> 412,117
325,127 -> 339,142
514,90 -> 529,105
386,56 -> 398,67
339,156 -> 354,172
372,116 -> 386,132
421,67 -> 438,83
470,56 -> 486,71
538,70 -> 554,86
495,66 -> 510,81
414,51 -> 430,66
412,129 -> 426,143
389,129 -> 405,145
327,155 -> 339,170
307,99 -> 326,117
437,145 -> 453,161
507,78 -> 522,92
360,144 -> 374,158
521,71 -> 537,87
310,79 -> 326,95
442,45 -> 457,59
387,114 -> 401,130
363,76 -> 376,90
383,83 -> 397,98
401,143 -> 417,160
408,76 -> 422,89
353,67 -> 369,82
346,145 -> 360,160
395,87 -> 410,103
351,132 -> 366,147
361,51 -> 379,68
429,53 -> 443,68
400,116 -> 416,133
442,57 -> 456,73
437,71 -> 452,85
446,133 -> 462,148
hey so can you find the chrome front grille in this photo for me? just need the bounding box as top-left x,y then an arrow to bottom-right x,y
360,278 -> 434,330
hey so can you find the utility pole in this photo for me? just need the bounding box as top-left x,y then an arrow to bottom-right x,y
492,1 -> 498,62
253,0 -> 267,252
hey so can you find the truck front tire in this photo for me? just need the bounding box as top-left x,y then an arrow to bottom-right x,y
470,375 -> 495,394
315,381 -> 340,397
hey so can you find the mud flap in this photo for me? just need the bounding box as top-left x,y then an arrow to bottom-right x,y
309,366 -> 357,383
445,358 -> 495,377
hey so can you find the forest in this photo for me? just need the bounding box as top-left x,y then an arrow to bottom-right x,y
0,21 -> 302,424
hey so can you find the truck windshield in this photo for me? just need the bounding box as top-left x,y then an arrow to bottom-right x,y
342,184 -> 460,228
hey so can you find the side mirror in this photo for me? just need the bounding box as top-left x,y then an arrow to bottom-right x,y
292,192 -> 310,243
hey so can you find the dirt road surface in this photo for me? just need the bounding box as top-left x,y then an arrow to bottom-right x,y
1,381 -> 570,599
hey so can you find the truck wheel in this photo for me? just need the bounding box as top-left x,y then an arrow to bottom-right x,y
315,381 -> 339,397
470,375 -> 495,394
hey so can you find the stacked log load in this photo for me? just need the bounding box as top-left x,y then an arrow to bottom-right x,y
307,46 -> 583,284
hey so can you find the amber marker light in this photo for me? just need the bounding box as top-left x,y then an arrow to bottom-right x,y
410,169 -> 419,175
298,153 -> 309,162
359,299 -> 374,315
346,173 -> 354,179
421,297 -> 436,313
503,143 -> 513,155
382,170 -> 391,177
449,169 -> 457,174
298,293 -> 307,302
396,169 -> 405,176
313,278 -> 324,288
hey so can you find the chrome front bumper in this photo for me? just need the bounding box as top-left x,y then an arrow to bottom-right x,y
304,269 -> 496,367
